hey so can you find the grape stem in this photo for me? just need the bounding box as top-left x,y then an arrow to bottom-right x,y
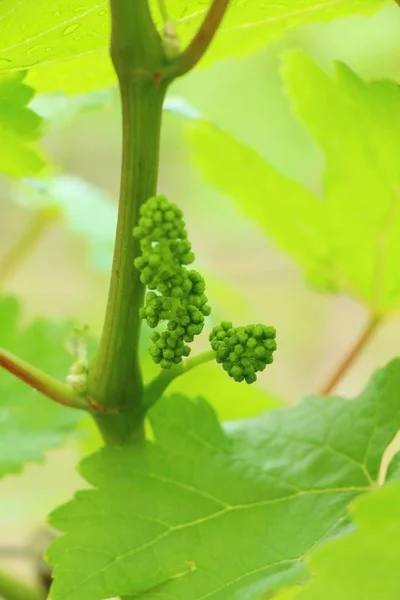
144,350 -> 216,410
0,345 -> 90,410
164,0 -> 230,80
0,347 -> 119,415
319,314 -> 381,396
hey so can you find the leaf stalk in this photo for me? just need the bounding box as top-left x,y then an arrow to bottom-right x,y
0,345 -> 89,411
319,314 -> 381,395
164,0 -> 230,80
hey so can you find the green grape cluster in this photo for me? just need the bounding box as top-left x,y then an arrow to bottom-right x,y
210,321 -> 277,384
134,195 -> 211,368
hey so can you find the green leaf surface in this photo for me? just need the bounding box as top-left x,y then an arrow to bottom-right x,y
0,72 -> 43,176
0,1 -> 387,93
188,120 -> 329,291
0,297 -> 83,479
189,55 -> 400,314
47,358 -> 400,600
284,482 -> 400,600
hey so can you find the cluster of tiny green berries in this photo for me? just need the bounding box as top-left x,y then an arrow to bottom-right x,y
134,195 -> 211,368
210,322 -> 277,383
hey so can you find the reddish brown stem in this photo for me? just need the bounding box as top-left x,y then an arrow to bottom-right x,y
164,0 -> 230,79
320,314 -> 381,396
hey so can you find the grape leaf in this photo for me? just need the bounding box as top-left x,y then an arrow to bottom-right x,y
188,55 -> 400,314
283,482 -> 400,600
283,53 -> 400,313
47,358 -> 400,600
0,71 -> 43,176
0,297 -> 83,478
0,1 -> 387,93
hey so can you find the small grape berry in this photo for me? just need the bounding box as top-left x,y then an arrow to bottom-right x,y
210,322 -> 277,383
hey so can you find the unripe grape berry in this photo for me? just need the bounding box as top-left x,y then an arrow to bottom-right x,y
210,322 -> 277,384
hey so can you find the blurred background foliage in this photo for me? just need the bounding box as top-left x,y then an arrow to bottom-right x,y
0,2 -> 400,587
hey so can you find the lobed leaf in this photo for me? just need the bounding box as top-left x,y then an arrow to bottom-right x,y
188,54 -> 400,314
0,1 -> 388,93
47,358 -> 400,600
283,53 -> 400,314
0,297 -> 83,479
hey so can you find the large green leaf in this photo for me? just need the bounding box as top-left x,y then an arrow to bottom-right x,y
0,297 -> 83,478
282,482 -> 400,600
0,72 -> 43,176
0,1 -> 387,93
47,358 -> 400,600
189,55 -> 400,315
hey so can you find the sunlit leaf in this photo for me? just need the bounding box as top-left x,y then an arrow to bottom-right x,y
283,52 -> 400,314
0,1 -> 388,93
189,55 -> 400,314
48,358 -> 400,600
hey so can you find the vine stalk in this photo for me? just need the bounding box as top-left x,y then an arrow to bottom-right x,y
87,0 -> 167,444
87,0 -> 231,445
